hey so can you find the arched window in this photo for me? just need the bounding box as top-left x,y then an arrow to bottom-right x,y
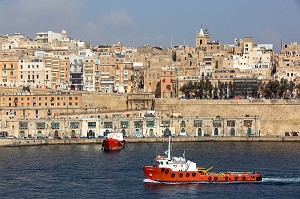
214,128 -> 218,136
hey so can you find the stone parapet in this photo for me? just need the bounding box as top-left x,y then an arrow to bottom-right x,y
1,136 -> 299,147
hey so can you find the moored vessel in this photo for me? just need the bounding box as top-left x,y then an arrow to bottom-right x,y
143,136 -> 262,182
102,131 -> 125,151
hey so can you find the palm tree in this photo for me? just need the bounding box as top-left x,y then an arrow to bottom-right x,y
269,80 -> 280,99
295,83 -> 300,98
287,80 -> 295,98
257,80 -> 264,99
204,77 -> 212,99
213,85 -> 218,99
179,81 -> 191,98
278,78 -> 288,99
228,81 -> 233,99
224,82 -> 228,99
218,80 -> 224,99
197,78 -> 205,99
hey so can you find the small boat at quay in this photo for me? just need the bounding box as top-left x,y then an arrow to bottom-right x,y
101,131 -> 125,151
143,136 -> 262,183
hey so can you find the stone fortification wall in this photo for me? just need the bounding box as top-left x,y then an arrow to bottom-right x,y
81,93 -> 128,111
155,99 -> 300,136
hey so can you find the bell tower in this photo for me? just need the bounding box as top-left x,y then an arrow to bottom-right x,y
196,27 -> 209,48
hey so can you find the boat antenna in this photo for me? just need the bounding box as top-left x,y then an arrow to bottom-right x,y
168,136 -> 171,160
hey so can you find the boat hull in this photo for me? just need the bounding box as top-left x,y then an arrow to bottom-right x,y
102,138 -> 125,151
143,166 -> 262,182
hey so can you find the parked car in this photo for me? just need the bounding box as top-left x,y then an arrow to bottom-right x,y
291,131 -> 299,136
6,135 -> 16,139
71,136 -> 79,138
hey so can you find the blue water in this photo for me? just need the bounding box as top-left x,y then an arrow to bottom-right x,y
0,142 -> 299,199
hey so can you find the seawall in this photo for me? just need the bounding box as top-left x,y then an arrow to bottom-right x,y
1,136 -> 299,147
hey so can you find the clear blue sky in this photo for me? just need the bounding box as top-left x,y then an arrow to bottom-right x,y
0,0 -> 299,52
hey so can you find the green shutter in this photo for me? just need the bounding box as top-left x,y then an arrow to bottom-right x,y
37,122 -> 46,129
121,121 -> 129,128
146,121 -> 155,127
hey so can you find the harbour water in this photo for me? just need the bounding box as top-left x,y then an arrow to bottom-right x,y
0,142 -> 299,199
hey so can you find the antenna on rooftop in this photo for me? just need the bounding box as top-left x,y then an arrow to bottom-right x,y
171,34 -> 173,48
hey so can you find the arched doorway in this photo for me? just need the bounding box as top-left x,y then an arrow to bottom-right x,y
135,129 -> 141,137
121,129 -> 126,136
37,131 -> 43,138
19,131 -> 25,138
180,128 -> 187,136
87,130 -> 95,138
230,128 -> 235,136
163,128 -> 171,137
149,129 -> 154,137
54,130 -> 59,137
71,130 -> 76,137
214,128 -> 219,136
247,128 -> 252,137
198,128 -> 202,136
104,129 -> 110,136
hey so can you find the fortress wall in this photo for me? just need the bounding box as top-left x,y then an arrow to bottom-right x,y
81,93 -> 128,111
155,99 -> 300,135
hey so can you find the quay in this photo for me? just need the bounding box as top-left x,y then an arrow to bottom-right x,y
1,136 -> 300,147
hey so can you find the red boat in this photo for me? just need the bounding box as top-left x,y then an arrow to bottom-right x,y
102,132 -> 125,151
143,137 -> 262,183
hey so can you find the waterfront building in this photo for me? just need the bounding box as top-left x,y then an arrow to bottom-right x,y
275,42 -> 300,82
18,57 -> 49,89
0,28 -> 300,138
0,59 -> 19,87
70,54 -> 84,90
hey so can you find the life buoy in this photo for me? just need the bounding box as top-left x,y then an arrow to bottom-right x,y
165,169 -> 169,174
242,177 -> 246,181
171,173 -> 175,178
161,168 -> 165,173
179,173 -> 183,178
214,177 -> 218,181
186,173 -> 190,177
192,173 -> 196,177
208,176 -> 212,181
225,176 -> 228,181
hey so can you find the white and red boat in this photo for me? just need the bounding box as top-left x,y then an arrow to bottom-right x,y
143,136 -> 262,183
102,131 -> 125,151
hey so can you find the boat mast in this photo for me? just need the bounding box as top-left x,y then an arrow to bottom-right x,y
168,136 -> 171,160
